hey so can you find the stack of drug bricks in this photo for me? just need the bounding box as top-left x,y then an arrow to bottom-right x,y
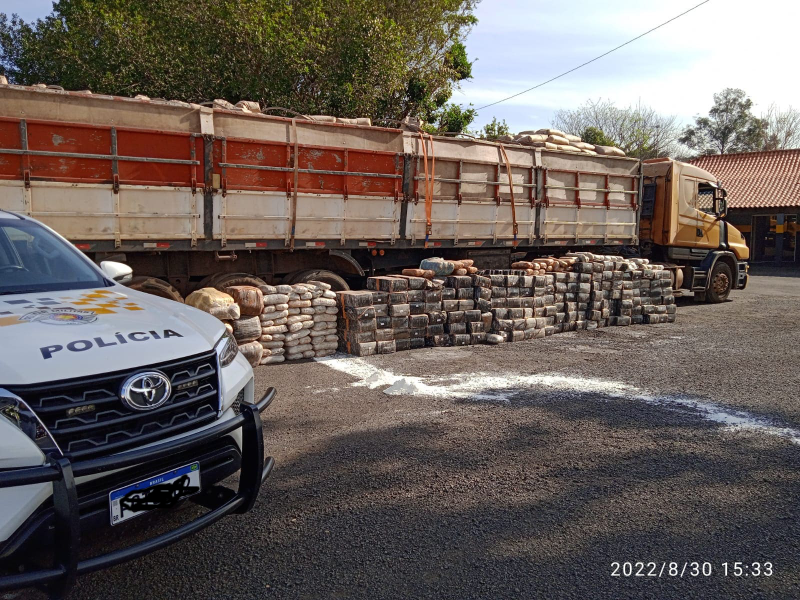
564,253 -> 676,328
368,275 -> 411,354
336,270 -> 490,353
404,258 -> 486,347
429,274 -> 486,347
483,254 -> 578,344
483,272 -> 556,344
336,290 -> 378,356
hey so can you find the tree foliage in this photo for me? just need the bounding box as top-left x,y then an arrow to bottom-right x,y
551,98 -> 679,159
421,103 -> 477,134
580,126 -> 615,148
0,0 -> 478,127
680,88 -> 765,155
478,117 -> 510,140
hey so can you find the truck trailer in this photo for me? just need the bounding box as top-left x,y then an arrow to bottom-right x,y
0,84 -> 748,302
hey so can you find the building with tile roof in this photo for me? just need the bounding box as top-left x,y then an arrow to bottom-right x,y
689,149 -> 800,265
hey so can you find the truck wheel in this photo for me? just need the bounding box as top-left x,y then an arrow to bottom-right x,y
291,269 -> 350,291
208,273 -> 268,291
706,262 -> 732,303
127,276 -> 184,303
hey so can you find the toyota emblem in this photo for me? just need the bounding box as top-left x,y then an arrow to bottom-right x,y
120,371 -> 172,411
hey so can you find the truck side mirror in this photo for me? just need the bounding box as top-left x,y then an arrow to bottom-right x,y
717,197 -> 727,218
100,260 -> 133,285
713,188 -> 728,218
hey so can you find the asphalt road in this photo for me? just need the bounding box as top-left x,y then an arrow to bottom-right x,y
14,275 -> 800,600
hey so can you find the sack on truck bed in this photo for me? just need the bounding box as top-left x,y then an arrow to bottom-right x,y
514,134 -> 547,145
593,145 -> 626,157
546,135 -> 570,146
535,128 -> 567,138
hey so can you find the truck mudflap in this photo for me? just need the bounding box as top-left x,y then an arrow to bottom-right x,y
737,262 -> 749,290
0,387 -> 276,599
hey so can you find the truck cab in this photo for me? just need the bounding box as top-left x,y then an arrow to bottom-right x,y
641,158 -> 749,302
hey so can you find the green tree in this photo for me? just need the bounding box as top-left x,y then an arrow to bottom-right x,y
581,126 -> 615,147
0,0 -> 478,125
479,117 -> 510,140
422,103 -> 477,134
680,88 -> 766,155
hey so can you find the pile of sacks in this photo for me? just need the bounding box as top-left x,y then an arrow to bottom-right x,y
185,281 -> 338,366
500,128 -> 626,158
259,282 -> 339,362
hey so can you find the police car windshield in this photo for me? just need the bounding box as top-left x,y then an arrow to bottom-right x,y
0,219 -> 110,295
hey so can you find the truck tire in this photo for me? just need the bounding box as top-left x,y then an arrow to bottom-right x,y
127,276 -> 184,303
207,273 -> 268,292
291,269 -> 350,291
706,262 -> 732,303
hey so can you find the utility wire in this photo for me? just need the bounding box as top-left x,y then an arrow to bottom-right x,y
475,0 -> 712,111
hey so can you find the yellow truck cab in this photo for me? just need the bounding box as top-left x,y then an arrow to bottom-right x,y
641,158 -> 749,302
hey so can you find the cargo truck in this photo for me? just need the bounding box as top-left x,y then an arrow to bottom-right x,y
0,84 -> 748,303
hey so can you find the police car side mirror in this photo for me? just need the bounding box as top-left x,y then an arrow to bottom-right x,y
100,261 -> 133,285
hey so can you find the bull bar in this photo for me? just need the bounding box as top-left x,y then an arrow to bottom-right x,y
0,387 -> 276,599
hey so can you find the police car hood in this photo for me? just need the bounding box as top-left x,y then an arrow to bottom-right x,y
0,286 -> 225,386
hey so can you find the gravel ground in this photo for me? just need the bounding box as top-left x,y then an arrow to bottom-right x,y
12,275 -> 800,600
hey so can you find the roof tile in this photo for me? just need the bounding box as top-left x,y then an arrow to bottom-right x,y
689,149 -> 800,209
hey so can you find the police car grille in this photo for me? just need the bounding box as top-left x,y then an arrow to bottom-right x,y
7,350 -> 220,460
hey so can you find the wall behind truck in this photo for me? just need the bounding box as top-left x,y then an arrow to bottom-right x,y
0,85 -> 643,298
728,207 -> 799,265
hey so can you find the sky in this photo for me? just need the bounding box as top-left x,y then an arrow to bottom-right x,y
3,0 -> 798,133
457,0 -> 799,131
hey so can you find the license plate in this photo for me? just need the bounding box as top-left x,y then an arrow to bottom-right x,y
109,462 -> 201,526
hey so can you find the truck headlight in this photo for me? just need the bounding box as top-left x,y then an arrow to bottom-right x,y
0,388 -> 61,456
216,331 -> 239,368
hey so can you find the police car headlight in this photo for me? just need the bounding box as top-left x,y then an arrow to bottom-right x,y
0,389 -> 61,456
216,331 -> 239,368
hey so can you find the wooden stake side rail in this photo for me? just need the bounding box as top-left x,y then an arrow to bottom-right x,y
0,112 -> 641,249
0,117 -> 204,190
542,167 -> 639,210
214,137 -> 402,198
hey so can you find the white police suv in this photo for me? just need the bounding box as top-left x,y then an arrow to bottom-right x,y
0,211 -> 274,598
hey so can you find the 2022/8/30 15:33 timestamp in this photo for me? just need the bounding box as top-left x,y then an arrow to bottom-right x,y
611,561 -> 774,577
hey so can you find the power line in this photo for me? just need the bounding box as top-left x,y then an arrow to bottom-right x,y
475,0 -> 712,111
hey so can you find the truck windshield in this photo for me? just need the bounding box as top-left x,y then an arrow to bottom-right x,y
0,218 -> 110,295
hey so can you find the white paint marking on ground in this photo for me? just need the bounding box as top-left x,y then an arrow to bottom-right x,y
315,353 -> 800,445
